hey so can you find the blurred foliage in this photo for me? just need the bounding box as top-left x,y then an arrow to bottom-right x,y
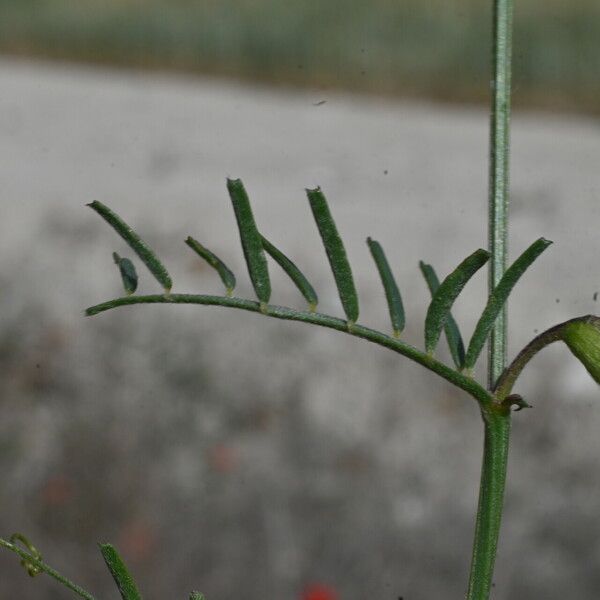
0,0 -> 598,112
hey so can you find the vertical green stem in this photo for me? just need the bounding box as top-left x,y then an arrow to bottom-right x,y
466,409 -> 511,600
488,0 -> 513,389
466,1 -> 514,597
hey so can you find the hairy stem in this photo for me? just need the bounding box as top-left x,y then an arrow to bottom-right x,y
466,0 -> 515,597
466,409 -> 511,600
488,0 -> 513,389
0,539 -> 95,600
86,293 -> 493,406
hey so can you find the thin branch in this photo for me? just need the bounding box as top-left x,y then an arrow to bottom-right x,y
85,293 -> 493,406
0,539 -> 96,600
492,316 -> 597,400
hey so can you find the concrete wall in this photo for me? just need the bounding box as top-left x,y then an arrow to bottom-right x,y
0,58 -> 599,599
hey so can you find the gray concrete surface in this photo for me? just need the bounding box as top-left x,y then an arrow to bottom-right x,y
0,58 -> 599,599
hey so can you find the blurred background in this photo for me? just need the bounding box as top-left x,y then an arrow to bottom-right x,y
0,1 -> 599,599
0,0 -> 599,113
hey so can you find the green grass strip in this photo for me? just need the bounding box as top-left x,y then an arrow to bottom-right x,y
88,201 -> 172,292
227,178 -> 271,305
99,544 -> 142,600
306,187 -> 359,323
113,252 -> 138,296
367,237 -> 405,337
189,593 -> 206,600
464,237 -> 552,370
419,260 -> 465,369
185,236 -> 236,296
424,249 -> 490,355
261,235 -> 318,311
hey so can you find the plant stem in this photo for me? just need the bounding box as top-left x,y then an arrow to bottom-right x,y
488,0 -> 513,389
465,0 -> 515,597
466,409 -> 511,600
0,539 -> 95,600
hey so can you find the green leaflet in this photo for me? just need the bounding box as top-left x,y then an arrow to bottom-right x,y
185,236 -> 236,296
88,201 -> 172,292
112,252 -> 138,295
367,237 -> 405,336
306,187 -> 359,323
419,261 -> 465,369
227,178 -> 271,305
261,235 -> 318,311
189,593 -> 206,600
424,248 -> 490,355
464,237 -> 552,370
99,544 -> 142,600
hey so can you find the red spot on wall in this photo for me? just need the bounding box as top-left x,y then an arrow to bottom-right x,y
207,444 -> 238,473
41,474 -> 73,506
301,583 -> 339,600
117,520 -> 157,562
